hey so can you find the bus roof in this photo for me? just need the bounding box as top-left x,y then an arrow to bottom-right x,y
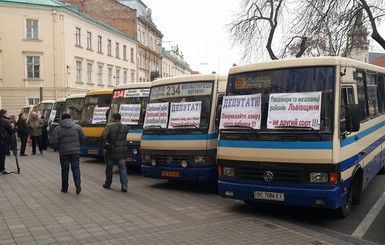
54,98 -> 66,103
85,89 -> 113,96
229,56 -> 385,75
66,93 -> 86,99
151,74 -> 227,87
40,100 -> 55,104
113,82 -> 152,90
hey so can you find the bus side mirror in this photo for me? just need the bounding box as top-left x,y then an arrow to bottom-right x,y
345,104 -> 360,132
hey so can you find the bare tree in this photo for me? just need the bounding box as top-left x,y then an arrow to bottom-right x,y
228,0 -> 385,61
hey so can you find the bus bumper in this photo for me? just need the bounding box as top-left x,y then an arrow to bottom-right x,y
218,180 -> 348,210
80,146 -> 104,158
141,165 -> 218,183
125,153 -> 142,168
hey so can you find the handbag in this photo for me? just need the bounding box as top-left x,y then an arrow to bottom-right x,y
104,124 -> 121,153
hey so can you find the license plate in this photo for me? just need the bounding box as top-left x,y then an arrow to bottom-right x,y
125,157 -> 133,163
161,171 -> 180,178
254,191 -> 284,201
88,150 -> 99,155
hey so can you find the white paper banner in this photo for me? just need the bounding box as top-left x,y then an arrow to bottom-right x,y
219,94 -> 262,129
49,110 -> 57,122
267,92 -> 322,129
120,104 -> 141,125
168,101 -> 202,128
92,107 -> 109,124
143,102 -> 169,128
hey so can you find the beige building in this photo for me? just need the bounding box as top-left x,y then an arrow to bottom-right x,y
0,0 -> 137,116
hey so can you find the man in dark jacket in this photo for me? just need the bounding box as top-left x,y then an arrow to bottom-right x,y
0,109 -> 14,174
50,114 -> 86,194
16,113 -> 29,156
100,113 -> 129,192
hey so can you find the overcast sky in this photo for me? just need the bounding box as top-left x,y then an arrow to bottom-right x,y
144,0 -> 385,74
144,0 -> 242,75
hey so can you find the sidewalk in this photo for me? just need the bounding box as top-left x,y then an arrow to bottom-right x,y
0,149 -> 375,245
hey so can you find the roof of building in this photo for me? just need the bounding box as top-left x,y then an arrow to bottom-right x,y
0,0 -> 136,42
369,51 -> 385,68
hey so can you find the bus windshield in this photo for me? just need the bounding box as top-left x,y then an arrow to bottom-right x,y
145,81 -> 213,129
66,98 -> 84,123
109,88 -> 150,126
226,66 -> 335,131
80,94 -> 111,125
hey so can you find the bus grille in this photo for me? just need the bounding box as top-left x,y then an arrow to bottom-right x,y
236,165 -> 306,182
153,155 -> 192,165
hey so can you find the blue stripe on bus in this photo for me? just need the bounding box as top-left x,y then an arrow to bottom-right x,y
341,121 -> 385,147
142,133 -> 218,141
218,140 -> 332,149
129,129 -> 143,133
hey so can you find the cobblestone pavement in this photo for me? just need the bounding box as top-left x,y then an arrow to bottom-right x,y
0,149 -> 376,245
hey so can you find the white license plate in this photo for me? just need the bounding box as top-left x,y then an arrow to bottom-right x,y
254,191 -> 284,201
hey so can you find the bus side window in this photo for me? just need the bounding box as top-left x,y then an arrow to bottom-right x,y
215,95 -> 224,131
340,86 -> 354,133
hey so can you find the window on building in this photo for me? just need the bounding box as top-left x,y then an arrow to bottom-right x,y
76,60 -> 82,82
87,32 -> 92,50
131,71 -> 135,83
75,27 -> 81,46
26,56 -> 40,79
28,98 -> 40,105
123,70 -> 127,84
115,42 -> 120,58
123,45 -> 127,60
131,48 -> 134,63
107,39 -> 112,56
108,67 -> 112,85
87,63 -> 93,83
26,19 -> 39,40
98,65 -> 103,84
115,69 -> 120,85
98,36 -> 102,53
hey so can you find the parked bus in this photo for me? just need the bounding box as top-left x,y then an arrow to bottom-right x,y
217,56 -> 385,217
79,89 -> 113,158
49,98 -> 66,123
32,100 -> 55,120
65,93 -> 86,123
109,82 -> 151,168
20,105 -> 34,122
141,74 -> 227,182
47,98 -> 66,140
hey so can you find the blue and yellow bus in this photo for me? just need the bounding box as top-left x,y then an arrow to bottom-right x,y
141,74 -> 227,182
109,82 -> 151,168
79,89 -> 113,158
217,56 -> 385,217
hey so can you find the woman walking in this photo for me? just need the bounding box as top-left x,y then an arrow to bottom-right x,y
27,111 -> 44,155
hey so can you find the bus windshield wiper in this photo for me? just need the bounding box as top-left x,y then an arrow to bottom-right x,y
223,125 -> 259,135
144,125 -> 163,129
274,126 -> 315,130
172,124 -> 199,129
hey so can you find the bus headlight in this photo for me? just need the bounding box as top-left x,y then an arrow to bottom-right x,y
151,159 -> 157,166
132,148 -> 138,155
181,160 -> 188,168
310,172 -> 328,183
194,156 -> 205,163
223,167 -> 235,177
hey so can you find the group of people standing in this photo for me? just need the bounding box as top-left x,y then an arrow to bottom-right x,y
1,108 -> 129,196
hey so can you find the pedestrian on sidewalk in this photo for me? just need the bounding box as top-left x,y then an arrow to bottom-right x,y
40,116 -> 49,150
50,113 -> 86,194
100,113 -> 129,192
0,109 -> 14,174
27,111 -> 44,155
16,113 -> 29,156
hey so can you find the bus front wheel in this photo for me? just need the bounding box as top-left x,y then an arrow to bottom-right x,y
337,188 -> 353,218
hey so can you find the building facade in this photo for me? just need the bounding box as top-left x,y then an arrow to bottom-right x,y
162,45 -> 192,78
0,0 -> 137,115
